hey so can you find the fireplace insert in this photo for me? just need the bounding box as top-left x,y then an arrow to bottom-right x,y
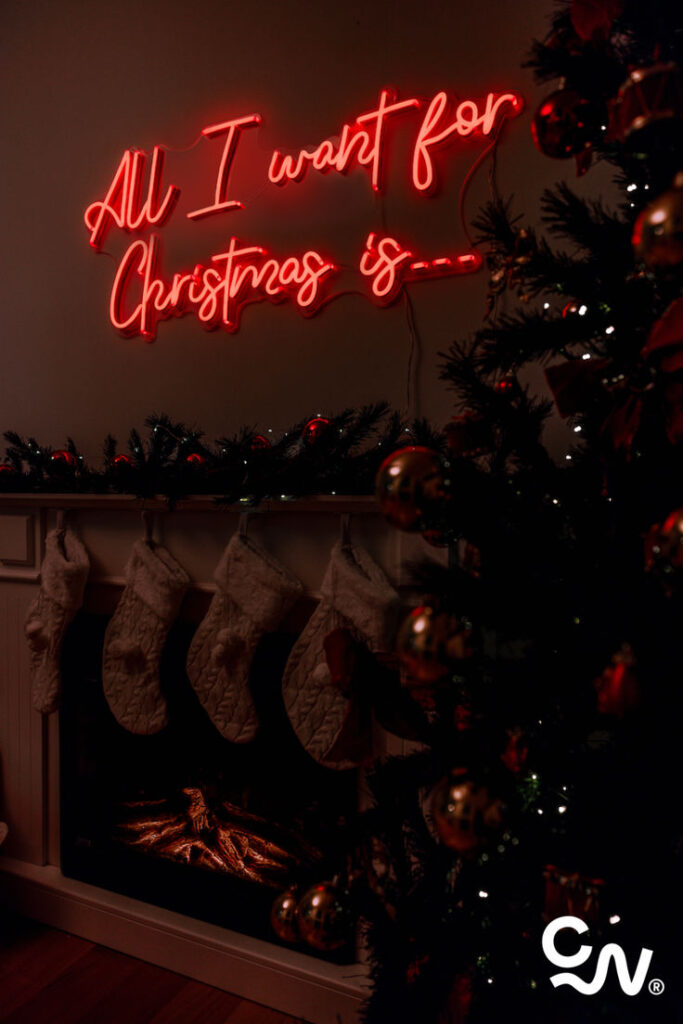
59,610 -> 358,961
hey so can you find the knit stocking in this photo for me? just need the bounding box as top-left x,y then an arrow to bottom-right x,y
282,542 -> 399,769
102,540 -> 189,735
186,533 -> 302,743
25,528 -> 90,714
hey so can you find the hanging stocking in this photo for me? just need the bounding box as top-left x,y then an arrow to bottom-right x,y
102,540 -> 189,735
282,542 -> 399,770
25,527 -> 90,714
186,532 -> 303,743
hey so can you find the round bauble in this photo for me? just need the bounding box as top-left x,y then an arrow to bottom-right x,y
375,446 -> 449,531
49,450 -> 78,473
270,887 -> 300,943
632,174 -> 683,271
302,417 -> 332,446
531,88 -> 606,159
249,434 -> 272,451
185,452 -> 206,467
296,882 -> 353,952
110,453 -> 134,471
431,769 -> 505,854
614,62 -> 682,148
397,606 -> 472,685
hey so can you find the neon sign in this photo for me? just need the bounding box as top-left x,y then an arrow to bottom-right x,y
85,87 -> 523,338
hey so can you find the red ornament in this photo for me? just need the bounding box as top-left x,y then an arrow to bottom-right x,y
632,173 -> 683,271
302,417 -> 332,445
249,434 -> 272,451
397,605 -> 472,685
444,412 -> 491,458
645,508 -> 683,581
495,374 -> 516,393
543,865 -> 603,923
501,726 -> 528,774
531,89 -> 606,159
0,463 -> 17,477
613,63 -> 682,146
642,296 -> 683,373
595,644 -> 640,717
570,0 -> 622,42
375,447 -> 448,531
431,769 -> 505,854
110,453 -> 134,471
50,450 -> 78,472
185,452 -> 206,467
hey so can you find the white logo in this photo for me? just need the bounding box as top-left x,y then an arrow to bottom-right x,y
542,916 -> 659,996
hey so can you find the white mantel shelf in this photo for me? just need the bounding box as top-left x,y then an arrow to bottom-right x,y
0,493 -> 379,514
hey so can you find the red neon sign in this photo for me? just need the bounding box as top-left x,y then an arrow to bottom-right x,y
84,86 -> 523,337
110,233 -> 337,339
187,114 -> 261,220
268,88 -> 420,193
84,146 -> 180,250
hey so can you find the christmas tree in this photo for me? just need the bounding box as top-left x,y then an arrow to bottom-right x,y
360,1 -> 682,1021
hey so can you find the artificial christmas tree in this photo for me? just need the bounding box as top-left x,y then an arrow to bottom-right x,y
359,1 -> 682,1020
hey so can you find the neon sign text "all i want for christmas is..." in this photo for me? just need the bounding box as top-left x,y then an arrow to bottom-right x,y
84,88 -> 523,339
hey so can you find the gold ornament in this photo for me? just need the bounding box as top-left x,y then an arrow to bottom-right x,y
375,447 -> 448,531
296,882 -> 353,951
431,769 -> 505,854
270,887 -> 300,943
397,605 -> 472,685
632,172 -> 683,270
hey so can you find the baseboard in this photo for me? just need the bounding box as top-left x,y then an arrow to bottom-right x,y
0,858 -> 369,1024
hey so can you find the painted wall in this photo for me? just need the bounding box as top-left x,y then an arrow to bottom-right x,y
1,0 -> 616,462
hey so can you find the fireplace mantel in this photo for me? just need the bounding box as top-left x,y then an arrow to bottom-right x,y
0,493 -> 434,1022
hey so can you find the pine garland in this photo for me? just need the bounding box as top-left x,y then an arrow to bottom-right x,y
0,405 -> 439,504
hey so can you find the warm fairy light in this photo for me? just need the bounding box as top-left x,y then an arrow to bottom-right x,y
582,353 -> 591,360
558,805 -> 567,814
478,890 -> 489,898
605,325 -> 615,334
610,915 -> 621,924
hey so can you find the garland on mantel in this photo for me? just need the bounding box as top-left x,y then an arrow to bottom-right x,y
0,408 -> 445,505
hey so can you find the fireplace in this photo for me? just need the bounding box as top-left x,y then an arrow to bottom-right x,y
59,607 -> 358,961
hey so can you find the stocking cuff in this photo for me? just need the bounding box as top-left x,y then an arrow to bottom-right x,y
214,534 -> 302,629
320,542 -> 400,651
40,529 -> 90,613
126,541 -> 190,623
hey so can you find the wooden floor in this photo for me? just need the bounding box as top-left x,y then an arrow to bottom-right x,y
0,915 -> 304,1023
